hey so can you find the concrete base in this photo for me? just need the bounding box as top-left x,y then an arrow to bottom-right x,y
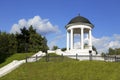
65,49 -> 96,55
55,49 -> 104,61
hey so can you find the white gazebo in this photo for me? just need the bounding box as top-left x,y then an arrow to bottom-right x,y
65,15 -> 95,54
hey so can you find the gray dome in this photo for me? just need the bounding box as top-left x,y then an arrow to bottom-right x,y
66,15 -> 94,28
68,15 -> 91,24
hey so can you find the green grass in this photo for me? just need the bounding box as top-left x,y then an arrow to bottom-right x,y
0,53 -> 34,68
1,53 -> 120,80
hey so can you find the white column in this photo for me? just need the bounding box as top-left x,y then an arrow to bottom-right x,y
81,28 -> 84,50
67,31 -> 69,50
70,28 -> 73,50
89,29 -> 92,50
73,31 -> 75,49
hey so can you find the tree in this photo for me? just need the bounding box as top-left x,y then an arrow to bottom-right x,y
0,26 -> 49,63
0,32 -> 17,63
61,48 -> 66,51
16,26 -> 49,53
28,26 -> 48,53
16,27 -> 30,53
40,37 -> 49,53
52,46 -> 58,50
92,45 -> 98,54
107,48 -> 120,55
101,52 -> 106,57
108,48 -> 114,55
8,33 -> 17,54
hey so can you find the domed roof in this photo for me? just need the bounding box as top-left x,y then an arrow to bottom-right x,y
66,15 -> 94,28
68,15 -> 91,24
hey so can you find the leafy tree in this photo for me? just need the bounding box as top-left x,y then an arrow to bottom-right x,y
61,48 -> 66,51
101,52 -> 106,57
16,26 -> 48,53
92,45 -> 98,54
108,48 -> 114,55
52,46 -> 58,50
108,48 -> 120,55
8,33 -> 17,54
0,32 -> 17,63
28,26 -> 48,53
40,37 -> 49,53
0,26 -> 49,63
16,27 -> 30,53
0,32 -> 9,63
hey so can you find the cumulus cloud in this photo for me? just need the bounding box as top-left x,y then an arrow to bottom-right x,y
92,34 -> 120,53
73,34 -> 120,53
10,16 -> 60,34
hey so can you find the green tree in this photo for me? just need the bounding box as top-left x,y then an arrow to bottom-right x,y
8,33 -> 17,54
16,26 -> 48,53
92,45 -> 98,54
61,48 -> 66,51
28,26 -> 48,53
101,52 -> 106,57
108,48 -> 120,55
40,37 -> 49,53
52,46 -> 58,50
0,32 -> 9,63
16,27 -> 30,53
0,32 -> 17,63
108,48 -> 114,55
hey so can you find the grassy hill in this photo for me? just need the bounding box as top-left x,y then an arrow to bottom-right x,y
0,53 -> 34,68
1,53 -> 120,80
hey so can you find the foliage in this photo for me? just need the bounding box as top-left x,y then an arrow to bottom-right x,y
108,48 -> 120,55
101,52 -> 106,57
1,61 -> 120,80
0,25 -> 48,63
0,32 -> 17,63
16,26 -> 48,53
61,48 -> 66,51
92,45 -> 98,54
52,46 -> 58,50
16,27 -> 30,53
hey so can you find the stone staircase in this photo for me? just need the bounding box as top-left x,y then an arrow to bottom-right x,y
0,51 -> 46,78
0,60 -> 25,77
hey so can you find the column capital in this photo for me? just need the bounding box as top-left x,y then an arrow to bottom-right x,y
81,27 -> 84,30
70,28 -> 73,30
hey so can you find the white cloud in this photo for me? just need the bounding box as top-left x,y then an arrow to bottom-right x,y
73,34 -> 120,53
92,34 -> 120,53
92,36 -> 110,53
10,16 -> 60,34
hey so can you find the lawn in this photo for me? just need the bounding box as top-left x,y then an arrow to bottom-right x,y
0,53 -> 34,68
1,54 -> 120,80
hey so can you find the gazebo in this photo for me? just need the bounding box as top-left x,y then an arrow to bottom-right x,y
65,15 -> 95,54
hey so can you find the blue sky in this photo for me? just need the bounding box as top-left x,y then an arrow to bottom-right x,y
0,0 -> 120,53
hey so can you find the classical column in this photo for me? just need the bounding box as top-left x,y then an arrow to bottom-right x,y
89,29 -> 92,50
81,28 -> 84,50
70,28 -> 73,50
67,31 -> 69,50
